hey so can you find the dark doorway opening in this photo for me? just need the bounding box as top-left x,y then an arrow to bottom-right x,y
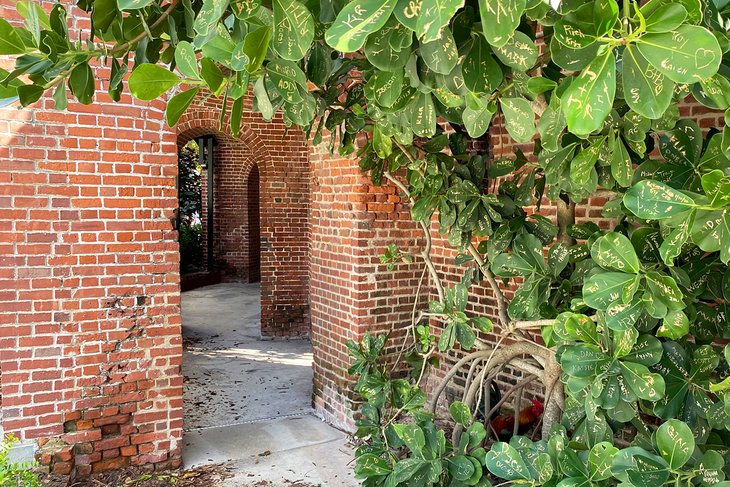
247,164 -> 260,283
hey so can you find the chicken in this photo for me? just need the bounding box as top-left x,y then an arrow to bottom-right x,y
490,399 -> 544,441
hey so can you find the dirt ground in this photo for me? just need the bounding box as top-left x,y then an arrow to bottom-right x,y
39,464 -> 232,487
38,463 -> 325,486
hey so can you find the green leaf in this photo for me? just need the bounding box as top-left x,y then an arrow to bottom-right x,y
117,0 -> 155,10
193,0 -> 228,36
478,0 -> 526,47
410,93 -> 437,138
623,180 -> 696,219
583,272 -> 637,309
610,134 -> 633,187
272,0 -> 314,61
492,31 -> 538,71
588,442 -> 618,481
448,455 -> 475,481
690,209 -> 730,264
166,88 -> 199,127
243,25 -> 271,73
593,0 -> 618,37
0,19 -> 25,55
622,45 -> 673,120
325,0 -> 397,52
463,34 -> 502,94
462,96 -> 496,138
93,0 -> 118,33
620,361 -> 665,401
657,309 -> 689,340
645,4 -> 687,33
52,83 -> 67,111
655,419 -> 694,469
438,322 -> 457,351
637,24 -> 722,84
485,442 -> 531,480
417,0 -> 464,43
267,60 -> 307,103
200,58 -> 224,94
419,27 -> 458,75
175,41 -> 200,80
561,50 -> 616,137
501,97 -> 535,143
702,169 -> 730,208
355,454 -> 391,478
449,401 -> 471,426
560,344 -> 611,378
128,64 -> 179,101
591,232 -> 640,273
68,62 -> 94,105
392,423 -> 426,456
611,447 -> 670,487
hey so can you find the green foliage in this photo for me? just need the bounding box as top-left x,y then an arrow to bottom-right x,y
0,435 -> 40,487
178,145 -> 203,274
7,0 -> 730,485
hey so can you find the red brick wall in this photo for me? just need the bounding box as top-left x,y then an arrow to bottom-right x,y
177,94 -> 311,337
309,133 -> 425,429
0,1 -> 183,475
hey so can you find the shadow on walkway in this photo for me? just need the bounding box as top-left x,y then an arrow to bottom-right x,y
181,283 -> 356,486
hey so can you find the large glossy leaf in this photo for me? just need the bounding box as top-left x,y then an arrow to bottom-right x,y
416,0 -> 465,42
462,96 -> 495,138
117,0 -> 155,10
501,97 -> 535,143
561,50 -> 616,136
420,27 -> 458,75
272,0 -> 314,61
583,272 -> 637,309
129,64 -> 179,101
175,41 -> 200,80
620,361 -> 665,401
611,447 -> 670,487
690,209 -> 730,263
655,419 -> 694,469
591,232 -> 640,273
485,442 -> 531,480
193,0 -> 228,36
478,0 -> 526,47
624,180 -> 696,219
462,34 -> 502,94
637,24 -> 722,84
560,344 -> 611,378
166,88 -> 199,126
492,31 -> 538,71
325,0 -> 397,52
622,45 -> 673,119
0,19 -> 25,55
68,62 -> 94,105
243,25 -> 272,73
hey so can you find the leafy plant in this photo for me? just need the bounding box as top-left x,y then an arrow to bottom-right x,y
5,0 -> 730,485
0,435 -> 40,487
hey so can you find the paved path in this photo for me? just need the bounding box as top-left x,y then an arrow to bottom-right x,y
181,283 -> 357,486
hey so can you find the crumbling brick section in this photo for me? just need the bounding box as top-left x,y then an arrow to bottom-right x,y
0,0 -> 182,475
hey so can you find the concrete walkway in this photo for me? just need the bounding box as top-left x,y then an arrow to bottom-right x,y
181,283 -> 357,486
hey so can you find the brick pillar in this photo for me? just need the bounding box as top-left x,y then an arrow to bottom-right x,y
309,135 -> 425,429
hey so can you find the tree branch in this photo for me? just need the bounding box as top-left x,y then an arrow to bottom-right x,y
383,170 -> 445,302
466,243 -> 510,328
111,0 -> 181,56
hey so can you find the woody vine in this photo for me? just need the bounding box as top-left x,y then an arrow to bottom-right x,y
4,0 -> 730,485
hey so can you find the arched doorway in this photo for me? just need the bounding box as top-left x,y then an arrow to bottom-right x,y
247,164 -> 260,283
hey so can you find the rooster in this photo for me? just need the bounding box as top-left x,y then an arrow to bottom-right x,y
490,398 -> 544,440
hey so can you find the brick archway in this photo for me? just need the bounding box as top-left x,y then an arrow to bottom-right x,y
176,94 -> 311,338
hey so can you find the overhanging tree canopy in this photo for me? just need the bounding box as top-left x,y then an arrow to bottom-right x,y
4,0 -> 730,485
